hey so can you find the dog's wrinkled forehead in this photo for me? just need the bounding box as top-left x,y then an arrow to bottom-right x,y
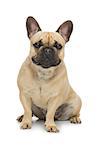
30,31 -> 65,46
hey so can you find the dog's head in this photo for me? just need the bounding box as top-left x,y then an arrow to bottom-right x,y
26,17 -> 73,69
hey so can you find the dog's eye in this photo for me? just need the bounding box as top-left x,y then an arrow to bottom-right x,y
33,40 -> 43,49
54,41 -> 62,50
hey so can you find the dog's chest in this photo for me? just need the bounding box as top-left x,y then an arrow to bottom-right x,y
22,65 -> 65,109
29,80 -> 58,109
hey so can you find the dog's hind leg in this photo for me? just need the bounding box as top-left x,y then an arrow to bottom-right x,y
17,115 -> 24,122
55,90 -> 82,123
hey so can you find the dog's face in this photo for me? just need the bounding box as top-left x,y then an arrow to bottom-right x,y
26,17 -> 73,69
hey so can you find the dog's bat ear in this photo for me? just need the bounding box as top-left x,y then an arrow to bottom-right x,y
56,21 -> 73,42
26,16 -> 41,38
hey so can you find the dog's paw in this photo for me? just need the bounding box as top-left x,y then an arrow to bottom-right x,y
17,115 -> 24,122
69,116 -> 81,124
45,122 -> 59,132
46,125 -> 59,132
20,121 -> 32,129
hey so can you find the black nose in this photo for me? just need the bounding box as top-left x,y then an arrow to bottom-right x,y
43,47 -> 54,56
44,47 -> 53,52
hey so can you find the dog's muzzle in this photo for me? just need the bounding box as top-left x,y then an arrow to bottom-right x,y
32,47 -> 61,68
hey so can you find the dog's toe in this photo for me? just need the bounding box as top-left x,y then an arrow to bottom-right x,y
17,115 -> 24,122
45,125 -> 59,133
20,122 -> 32,129
69,116 -> 81,124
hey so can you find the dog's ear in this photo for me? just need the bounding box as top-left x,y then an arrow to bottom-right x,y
56,21 -> 73,42
26,16 -> 41,38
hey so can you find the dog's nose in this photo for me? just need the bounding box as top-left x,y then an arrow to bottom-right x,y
43,47 -> 54,55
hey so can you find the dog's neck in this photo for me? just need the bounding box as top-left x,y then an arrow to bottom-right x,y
37,67 -> 56,80
31,61 -> 64,80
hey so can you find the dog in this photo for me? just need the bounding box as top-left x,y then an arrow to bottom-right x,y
17,16 -> 82,132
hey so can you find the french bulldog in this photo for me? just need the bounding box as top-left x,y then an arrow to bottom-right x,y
17,17 -> 82,132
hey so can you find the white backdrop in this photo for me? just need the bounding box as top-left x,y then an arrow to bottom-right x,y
0,0 -> 100,149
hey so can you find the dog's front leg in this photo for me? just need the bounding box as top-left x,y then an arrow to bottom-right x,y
45,97 -> 60,132
19,92 -> 32,129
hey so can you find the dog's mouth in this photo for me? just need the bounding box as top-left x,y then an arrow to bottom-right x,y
31,47 -> 61,68
32,57 -> 61,68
